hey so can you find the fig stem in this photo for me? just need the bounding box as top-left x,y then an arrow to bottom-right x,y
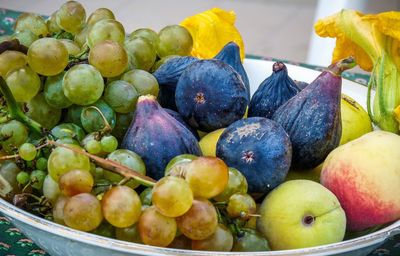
328,56 -> 356,76
47,140 -> 157,187
0,77 -> 44,134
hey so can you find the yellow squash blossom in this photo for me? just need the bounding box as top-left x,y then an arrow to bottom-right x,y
315,10 -> 400,133
180,8 -> 245,61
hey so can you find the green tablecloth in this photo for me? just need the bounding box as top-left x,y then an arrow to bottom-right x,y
0,7 -> 399,256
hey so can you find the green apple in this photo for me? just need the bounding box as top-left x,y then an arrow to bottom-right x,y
257,179 -> 346,250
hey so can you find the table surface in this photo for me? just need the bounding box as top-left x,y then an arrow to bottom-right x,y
0,7 -> 399,256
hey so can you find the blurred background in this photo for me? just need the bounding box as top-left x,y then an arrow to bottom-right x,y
1,0 -> 399,66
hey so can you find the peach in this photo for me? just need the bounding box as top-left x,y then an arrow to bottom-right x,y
321,131 -> 400,231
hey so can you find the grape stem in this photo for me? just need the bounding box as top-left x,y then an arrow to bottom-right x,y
47,140 -> 157,187
82,106 -> 112,135
0,77 -> 44,134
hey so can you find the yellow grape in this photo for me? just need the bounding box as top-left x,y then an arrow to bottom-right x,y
58,39 -> 81,56
87,8 -> 115,26
88,40 -> 128,77
63,193 -> 103,231
185,157 -> 229,199
27,38 -> 69,76
152,176 -> 193,217
14,13 -> 49,36
191,224 -> 233,251
102,186 -> 142,228
5,66 -> 41,102
87,19 -> 125,48
176,198 -> 218,240
138,206 -> 177,247
59,169 -> 94,197
46,11 -> 62,34
47,145 -> 91,181
56,1 -> 86,34
0,50 -> 27,77
53,195 -> 68,225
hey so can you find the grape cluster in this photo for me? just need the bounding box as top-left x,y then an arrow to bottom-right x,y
0,0 -> 269,252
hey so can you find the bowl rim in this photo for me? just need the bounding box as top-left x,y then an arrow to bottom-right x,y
0,58 -> 399,255
1,197 -> 399,256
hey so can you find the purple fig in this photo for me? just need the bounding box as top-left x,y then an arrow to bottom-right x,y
272,57 -> 356,169
121,95 -> 201,180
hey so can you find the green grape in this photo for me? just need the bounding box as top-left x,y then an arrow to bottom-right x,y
27,37 -> 69,76
5,66 -> 41,102
100,135 -> 118,153
115,224 -> 142,243
63,64 -> 104,106
93,167 -> 104,181
139,187 -> 152,206
111,112 -> 134,140
59,169 -> 94,197
121,69 -> 159,97
156,25 -> 193,57
91,221 -> 115,238
192,224 -> 233,251
66,105 -> 84,127
74,25 -> 89,47
87,19 -> 125,48
14,13 -> 49,36
150,55 -> 179,73
103,80 -> 138,113
105,149 -> 146,189
42,175 -> 60,204
125,36 -> 156,71
85,139 -> 102,154
102,185 -> 142,228
47,144 -> 91,181
51,123 -> 85,141
12,30 -> 38,47
44,72 -> 72,109
214,167 -> 248,202
46,11 -> 62,34
56,1 -> 86,34
164,154 -> 197,177
176,198 -> 218,240
226,193 -> 256,219
63,193 -> 103,231
152,176 -> 193,217
56,137 -> 80,146
25,93 -> 62,129
30,170 -> 46,190
16,171 -> 30,185
0,50 -> 27,77
88,40 -> 128,77
87,8 -> 115,26
185,157 -> 229,199
0,161 -> 21,189
0,120 -> 28,153
232,229 -> 270,252
53,195 -> 68,225
138,206 -> 177,247
58,39 -> 81,56
129,28 -> 158,46
80,99 -> 116,133
18,143 -> 37,161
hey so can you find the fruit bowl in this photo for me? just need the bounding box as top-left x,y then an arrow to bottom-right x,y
0,58 -> 399,256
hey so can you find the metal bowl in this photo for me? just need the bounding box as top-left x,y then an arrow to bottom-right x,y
1,59 -> 399,256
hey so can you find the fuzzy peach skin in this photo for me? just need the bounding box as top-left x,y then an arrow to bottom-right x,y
320,131 -> 400,231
